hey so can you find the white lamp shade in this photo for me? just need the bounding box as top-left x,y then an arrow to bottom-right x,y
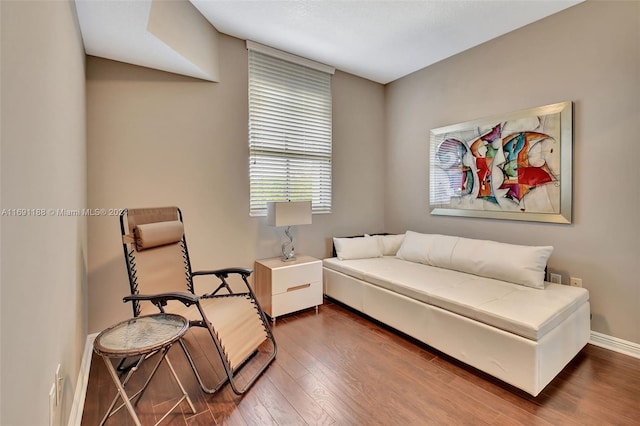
266,201 -> 312,227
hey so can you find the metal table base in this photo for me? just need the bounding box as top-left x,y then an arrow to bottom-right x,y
94,314 -> 195,425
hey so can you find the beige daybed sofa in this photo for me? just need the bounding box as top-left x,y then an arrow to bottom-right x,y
323,231 -> 590,396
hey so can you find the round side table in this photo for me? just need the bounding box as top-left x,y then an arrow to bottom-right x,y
93,313 -> 195,426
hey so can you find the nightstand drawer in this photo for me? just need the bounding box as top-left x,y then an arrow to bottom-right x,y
271,261 -> 322,295
271,281 -> 323,317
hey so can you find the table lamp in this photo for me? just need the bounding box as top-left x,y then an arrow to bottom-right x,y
267,201 -> 312,261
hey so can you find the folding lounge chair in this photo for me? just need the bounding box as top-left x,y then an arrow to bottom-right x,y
119,206 -> 276,395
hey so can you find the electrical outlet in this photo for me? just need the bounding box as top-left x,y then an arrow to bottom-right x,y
570,277 -> 583,287
549,273 -> 562,284
55,364 -> 63,405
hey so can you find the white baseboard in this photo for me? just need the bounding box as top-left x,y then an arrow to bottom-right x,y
590,331 -> 640,359
68,333 -> 97,426
66,329 -> 639,424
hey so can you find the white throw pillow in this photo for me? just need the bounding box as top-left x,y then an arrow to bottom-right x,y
395,231 -> 433,264
396,231 -> 553,289
333,236 -> 383,260
376,234 -> 405,256
424,234 -> 460,269
450,237 -> 553,289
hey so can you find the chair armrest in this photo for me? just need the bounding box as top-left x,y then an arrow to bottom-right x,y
192,267 -> 254,297
192,267 -> 253,278
123,291 -> 198,307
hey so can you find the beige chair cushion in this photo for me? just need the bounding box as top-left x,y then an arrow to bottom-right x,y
135,220 -> 184,250
141,295 -> 268,371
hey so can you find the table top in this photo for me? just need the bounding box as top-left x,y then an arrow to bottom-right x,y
255,255 -> 320,269
94,313 -> 189,357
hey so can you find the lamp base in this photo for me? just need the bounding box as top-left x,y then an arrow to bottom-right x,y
281,226 -> 296,262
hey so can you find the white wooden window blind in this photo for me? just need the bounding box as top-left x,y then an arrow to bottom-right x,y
248,42 -> 333,216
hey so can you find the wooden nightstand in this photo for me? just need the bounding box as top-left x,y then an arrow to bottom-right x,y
254,255 -> 323,323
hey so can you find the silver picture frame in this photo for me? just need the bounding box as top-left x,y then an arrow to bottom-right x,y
429,101 -> 572,223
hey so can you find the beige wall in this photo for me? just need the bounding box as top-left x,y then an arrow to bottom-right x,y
0,2 -> 3,421
86,34 -> 385,333
385,1 -> 640,343
0,1 -> 3,421
0,1 -> 87,425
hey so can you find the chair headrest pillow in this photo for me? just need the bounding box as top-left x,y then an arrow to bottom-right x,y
135,220 -> 184,251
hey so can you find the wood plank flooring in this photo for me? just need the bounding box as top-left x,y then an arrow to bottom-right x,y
81,299 -> 640,425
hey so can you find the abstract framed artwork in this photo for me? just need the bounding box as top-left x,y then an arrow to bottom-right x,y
429,101 -> 572,223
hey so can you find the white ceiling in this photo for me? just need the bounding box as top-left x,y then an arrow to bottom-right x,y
76,0 -> 583,84
76,0 -> 216,80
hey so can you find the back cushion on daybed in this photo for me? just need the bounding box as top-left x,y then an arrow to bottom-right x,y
333,234 -> 405,260
373,234 -> 405,256
333,236 -> 382,260
396,230 -> 552,289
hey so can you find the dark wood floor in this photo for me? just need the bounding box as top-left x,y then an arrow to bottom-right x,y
82,299 -> 640,425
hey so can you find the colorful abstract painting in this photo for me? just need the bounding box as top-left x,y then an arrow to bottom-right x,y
429,102 -> 572,223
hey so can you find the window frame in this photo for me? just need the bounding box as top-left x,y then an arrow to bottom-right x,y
247,41 -> 335,217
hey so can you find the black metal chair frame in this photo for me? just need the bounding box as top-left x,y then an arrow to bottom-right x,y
119,208 -> 277,395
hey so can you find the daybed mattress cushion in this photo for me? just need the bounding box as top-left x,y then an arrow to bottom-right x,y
323,257 -> 589,341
